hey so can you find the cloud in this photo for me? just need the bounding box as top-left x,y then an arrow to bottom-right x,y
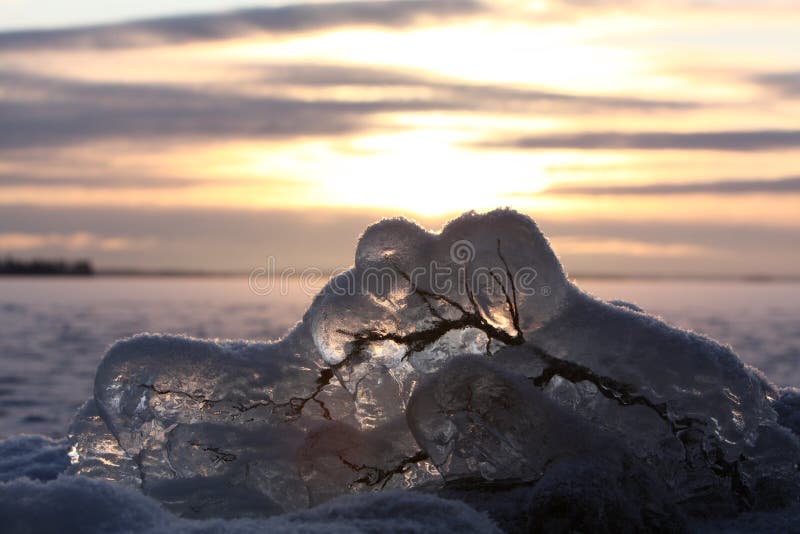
0,232 -> 156,252
0,172 -> 303,190
0,68 -> 694,151
542,176 -> 800,195
538,219 -> 800,277
477,130 -> 800,151
259,63 -> 695,111
0,0 -> 484,51
0,71 -> 447,150
753,71 -> 800,97
550,236 -> 705,257
539,218 -> 800,248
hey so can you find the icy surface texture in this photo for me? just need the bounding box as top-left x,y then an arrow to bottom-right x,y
70,209 -> 800,521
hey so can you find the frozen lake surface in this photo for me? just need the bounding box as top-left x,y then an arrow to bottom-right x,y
1,276 -> 798,439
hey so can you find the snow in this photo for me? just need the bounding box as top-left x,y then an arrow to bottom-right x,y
773,388 -> 800,436
3,432 -> 800,533
2,209 -> 800,532
0,473 -> 500,533
0,435 -> 68,482
0,437 -> 498,533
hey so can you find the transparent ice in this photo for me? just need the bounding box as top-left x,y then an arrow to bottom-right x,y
69,209 -> 800,525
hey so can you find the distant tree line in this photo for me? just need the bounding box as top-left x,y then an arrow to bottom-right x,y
0,257 -> 94,275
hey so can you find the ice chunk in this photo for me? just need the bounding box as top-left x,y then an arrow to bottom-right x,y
69,209 -> 800,521
66,400 -> 140,487
407,357 -> 685,530
406,357 -> 593,482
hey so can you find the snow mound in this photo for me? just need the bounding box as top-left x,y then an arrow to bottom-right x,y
0,435 -> 69,482
64,209 -> 800,526
774,388 -> 800,436
0,474 -> 499,534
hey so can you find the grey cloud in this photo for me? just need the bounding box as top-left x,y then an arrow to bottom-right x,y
477,130 -> 800,151
0,71 -> 454,150
753,71 -> 800,97
0,0 -> 483,51
543,176 -> 800,195
0,67 -> 695,151
259,63 -> 695,110
0,174 -> 221,189
537,217 -> 800,278
0,171 -> 312,191
538,218 -> 800,252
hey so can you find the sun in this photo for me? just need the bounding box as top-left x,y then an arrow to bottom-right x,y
315,130 -> 550,216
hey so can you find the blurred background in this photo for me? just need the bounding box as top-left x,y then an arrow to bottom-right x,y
0,0 -> 799,437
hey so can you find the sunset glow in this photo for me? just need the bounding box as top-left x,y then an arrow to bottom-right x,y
1,0 -> 799,275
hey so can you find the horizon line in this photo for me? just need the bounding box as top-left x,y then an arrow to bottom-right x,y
1,269 -> 798,283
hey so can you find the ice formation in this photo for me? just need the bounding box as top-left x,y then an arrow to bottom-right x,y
67,209 -> 800,528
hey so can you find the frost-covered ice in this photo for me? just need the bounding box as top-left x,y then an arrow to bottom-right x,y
3,209 -> 800,532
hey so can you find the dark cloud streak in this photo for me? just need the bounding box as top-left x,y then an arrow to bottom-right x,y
0,68 -> 695,150
0,173 -> 307,190
753,71 -> 800,97
0,71 -> 454,149
259,63 -> 695,110
477,130 -> 800,151
0,0 -> 484,51
542,176 -> 800,195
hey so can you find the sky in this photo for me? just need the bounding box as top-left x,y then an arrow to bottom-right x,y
1,0 -> 799,276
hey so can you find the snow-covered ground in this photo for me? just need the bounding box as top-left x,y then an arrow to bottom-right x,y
1,277 -> 798,439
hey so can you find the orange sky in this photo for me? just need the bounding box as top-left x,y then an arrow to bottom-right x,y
1,0 -> 799,276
